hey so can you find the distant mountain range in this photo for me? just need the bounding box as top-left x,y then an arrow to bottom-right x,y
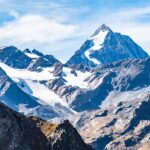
0,24 -> 150,150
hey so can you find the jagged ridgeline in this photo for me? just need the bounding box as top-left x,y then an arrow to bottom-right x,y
0,102 -> 93,150
0,24 -> 150,150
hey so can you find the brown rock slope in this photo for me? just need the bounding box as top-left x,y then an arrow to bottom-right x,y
0,102 -> 93,150
71,95 -> 150,150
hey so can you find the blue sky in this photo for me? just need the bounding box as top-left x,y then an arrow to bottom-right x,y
0,0 -> 150,61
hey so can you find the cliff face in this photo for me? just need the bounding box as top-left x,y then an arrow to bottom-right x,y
49,120 -> 93,150
0,102 -> 93,150
0,102 -> 48,150
32,116 -> 94,150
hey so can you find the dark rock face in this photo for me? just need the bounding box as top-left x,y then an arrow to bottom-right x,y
45,54 -> 60,65
90,31 -> 148,63
0,102 -> 93,150
53,62 -> 63,77
26,50 -> 61,71
49,120 -> 94,150
32,49 -> 44,57
0,102 -> 48,150
68,71 -> 116,111
66,40 -> 96,69
93,57 -> 150,91
23,48 -> 32,54
28,57 -> 54,71
0,46 -> 32,69
66,24 -> 148,69
71,68 -> 77,76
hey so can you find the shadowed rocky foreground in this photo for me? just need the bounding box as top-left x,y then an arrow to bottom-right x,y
0,102 -> 93,150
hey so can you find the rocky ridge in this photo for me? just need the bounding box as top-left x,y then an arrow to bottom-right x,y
0,101 -> 93,150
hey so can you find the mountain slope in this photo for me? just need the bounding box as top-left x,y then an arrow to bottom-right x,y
70,95 -> 150,150
23,48 -> 61,71
42,57 -> 150,112
0,66 -> 74,120
0,46 -> 32,69
66,24 -> 148,69
0,25 -> 150,149
0,102 -> 93,150
0,67 -> 38,108
1,45 -> 150,113
0,46 -> 61,70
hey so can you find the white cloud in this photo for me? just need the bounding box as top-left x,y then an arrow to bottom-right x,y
119,6 -> 150,19
9,10 -> 19,18
0,14 -> 78,50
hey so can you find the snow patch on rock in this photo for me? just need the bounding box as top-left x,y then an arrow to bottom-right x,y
63,67 -> 91,88
89,29 -> 108,51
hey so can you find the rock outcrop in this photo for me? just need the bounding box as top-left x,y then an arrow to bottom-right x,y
0,102 -> 93,150
0,102 -> 48,150
0,46 -> 32,69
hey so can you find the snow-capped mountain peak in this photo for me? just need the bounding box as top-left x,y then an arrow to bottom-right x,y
23,48 -> 32,54
23,49 -> 40,59
66,24 -> 148,69
90,24 -> 111,37
84,24 -> 111,64
88,24 -> 110,51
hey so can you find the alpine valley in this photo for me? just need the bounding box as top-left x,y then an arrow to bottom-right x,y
0,24 -> 150,150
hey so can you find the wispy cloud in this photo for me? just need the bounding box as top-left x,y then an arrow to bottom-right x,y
9,10 -> 19,18
0,14 -> 79,50
0,0 -> 150,61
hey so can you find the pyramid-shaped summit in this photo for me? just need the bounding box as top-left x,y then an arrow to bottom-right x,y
91,24 -> 111,37
66,24 -> 149,69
